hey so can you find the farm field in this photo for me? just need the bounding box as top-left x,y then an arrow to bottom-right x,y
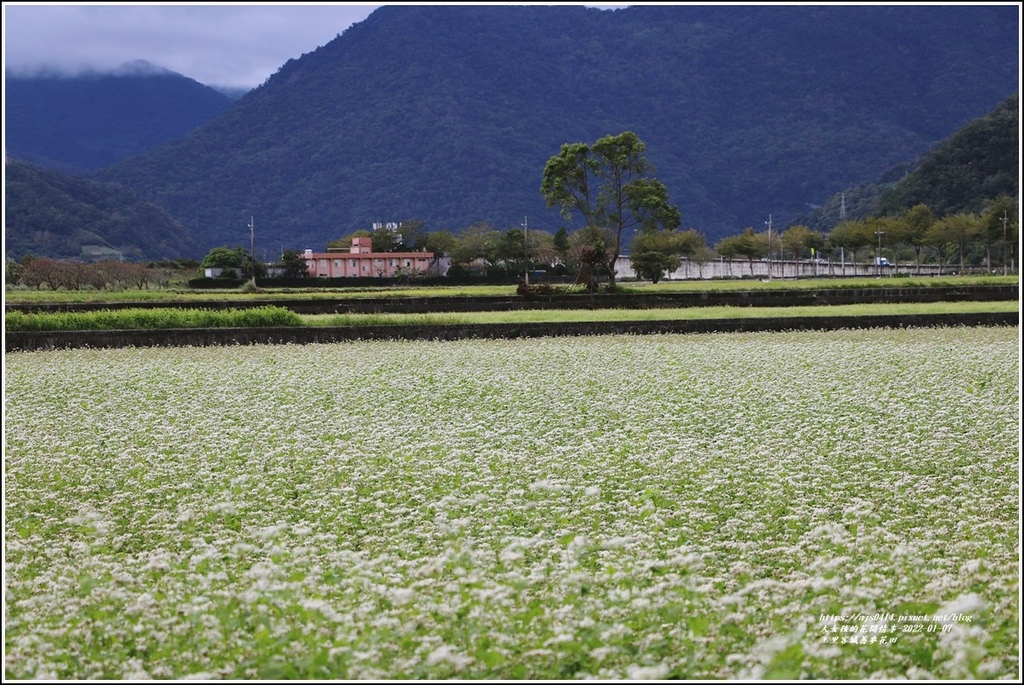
3,326 -> 1020,679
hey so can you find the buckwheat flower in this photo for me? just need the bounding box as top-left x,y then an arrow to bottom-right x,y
425,645 -> 472,670
500,545 -> 525,564
120,658 -> 151,679
602,536 -> 634,550
934,592 -> 985,623
383,587 -> 413,606
210,501 -> 237,515
976,659 -> 1005,677
626,663 -> 670,679
529,478 -> 563,492
252,523 -> 288,540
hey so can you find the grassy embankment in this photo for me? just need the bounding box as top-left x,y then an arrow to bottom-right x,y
3,275 -> 1017,305
5,301 -> 1019,332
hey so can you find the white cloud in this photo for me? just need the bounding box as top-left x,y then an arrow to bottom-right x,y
2,3 -> 381,88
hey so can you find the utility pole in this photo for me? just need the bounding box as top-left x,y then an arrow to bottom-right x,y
765,214 -> 773,280
875,229 -> 885,277
522,216 -> 529,284
248,215 -> 256,288
1002,210 -> 1009,276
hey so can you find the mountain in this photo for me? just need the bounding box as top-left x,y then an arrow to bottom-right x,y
4,158 -> 201,261
81,5 -> 1019,258
792,94 -> 1019,230
4,60 -> 234,172
875,94 -> 1019,217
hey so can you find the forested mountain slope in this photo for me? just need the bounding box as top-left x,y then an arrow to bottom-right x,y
4,158 -> 201,261
73,4 -> 1020,256
876,94 -> 1019,217
792,94 -> 1019,230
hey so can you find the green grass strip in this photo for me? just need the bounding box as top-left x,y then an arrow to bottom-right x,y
303,300 -> 1018,327
5,306 -> 303,332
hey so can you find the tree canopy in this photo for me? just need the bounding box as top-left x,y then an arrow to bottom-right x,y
541,131 -> 680,290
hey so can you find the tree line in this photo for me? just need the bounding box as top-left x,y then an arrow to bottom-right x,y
8,196 -> 1016,292
7,130 -> 1017,291
5,258 -> 174,291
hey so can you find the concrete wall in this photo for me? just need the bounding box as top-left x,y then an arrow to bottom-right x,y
6,286 -> 1018,316
614,257 -> 951,280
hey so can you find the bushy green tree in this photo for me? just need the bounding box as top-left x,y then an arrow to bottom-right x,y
280,249 -> 309,278
541,131 -> 681,290
899,204 -> 937,269
631,250 -> 680,283
200,246 -> 246,269
629,227 -> 704,281
828,220 -> 872,260
927,213 -> 981,272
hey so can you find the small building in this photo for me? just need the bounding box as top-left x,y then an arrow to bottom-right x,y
203,267 -> 242,278
303,237 -> 436,278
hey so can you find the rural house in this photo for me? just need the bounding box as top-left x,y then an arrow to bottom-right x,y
303,237 -> 435,278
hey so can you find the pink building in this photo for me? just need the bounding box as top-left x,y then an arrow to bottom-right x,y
304,237 -> 435,278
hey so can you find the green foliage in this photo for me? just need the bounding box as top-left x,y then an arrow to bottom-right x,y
542,131 -> 681,289
779,225 -> 824,260
5,306 -> 303,332
326,230 -> 371,251
630,251 -> 681,283
714,227 -> 764,264
279,249 -> 310,279
200,247 -> 247,269
632,227 -> 705,258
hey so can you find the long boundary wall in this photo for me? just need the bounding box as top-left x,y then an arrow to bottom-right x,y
614,257 -> 955,280
6,285 -> 1018,315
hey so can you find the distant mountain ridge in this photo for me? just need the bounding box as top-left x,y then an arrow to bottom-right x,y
4,61 -> 234,172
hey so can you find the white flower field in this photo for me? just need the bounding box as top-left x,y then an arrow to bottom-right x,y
4,326 -> 1019,679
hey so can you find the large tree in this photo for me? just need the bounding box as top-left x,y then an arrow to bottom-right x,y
541,131 -> 680,291
899,204 -> 937,272
280,249 -> 310,279
927,213 -> 980,272
629,227 -> 704,282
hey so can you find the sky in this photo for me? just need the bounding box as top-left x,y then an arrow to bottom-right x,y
2,2 -> 629,91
